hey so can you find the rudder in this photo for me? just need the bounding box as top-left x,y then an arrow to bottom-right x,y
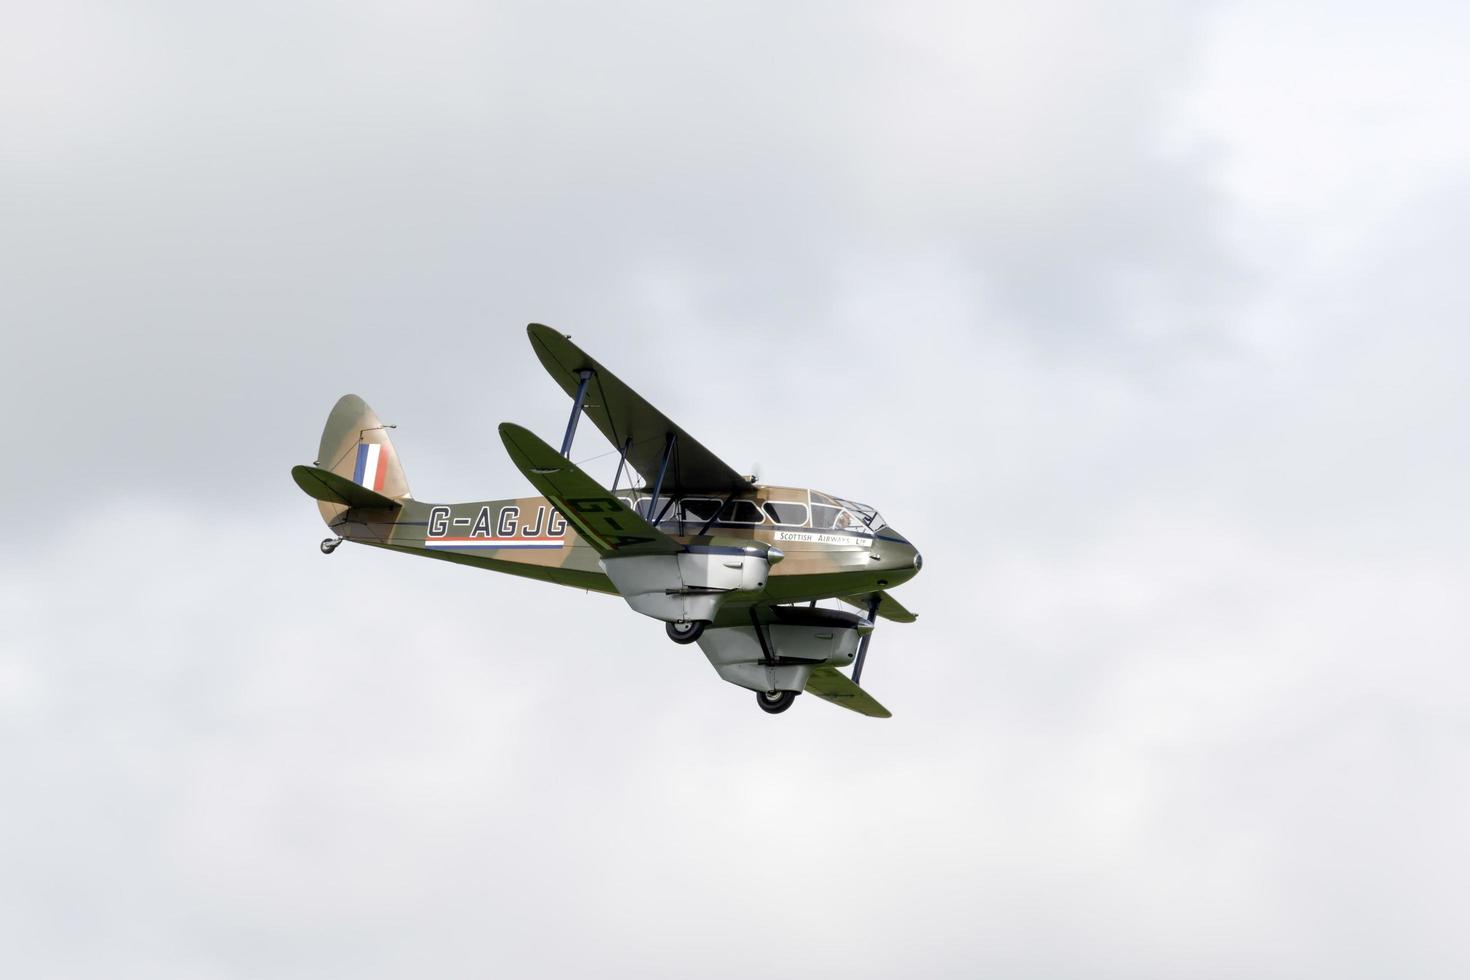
315,394 -> 411,500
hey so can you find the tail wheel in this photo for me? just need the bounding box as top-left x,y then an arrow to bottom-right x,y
666,620 -> 707,644
756,690 -> 797,714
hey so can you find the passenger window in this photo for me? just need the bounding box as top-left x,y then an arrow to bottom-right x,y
762,502 -> 809,526
679,498 -> 721,522
720,500 -> 765,524
636,497 -> 676,522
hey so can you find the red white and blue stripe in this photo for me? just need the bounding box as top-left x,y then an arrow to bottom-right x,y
424,536 -> 564,550
353,442 -> 388,492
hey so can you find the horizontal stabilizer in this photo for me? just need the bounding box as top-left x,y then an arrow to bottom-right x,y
290,464 -> 400,509
498,423 -> 681,558
804,666 -> 892,718
839,591 -> 918,624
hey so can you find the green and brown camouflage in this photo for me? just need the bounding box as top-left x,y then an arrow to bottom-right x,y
293,396 -> 918,623
291,325 -> 922,715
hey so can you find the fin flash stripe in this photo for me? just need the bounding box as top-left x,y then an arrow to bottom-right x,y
353,443 -> 387,492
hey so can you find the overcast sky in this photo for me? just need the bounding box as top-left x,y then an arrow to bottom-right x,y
3,2 -> 1468,977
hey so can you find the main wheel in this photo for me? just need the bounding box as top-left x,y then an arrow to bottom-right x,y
756,689 -> 797,714
665,620 -> 707,644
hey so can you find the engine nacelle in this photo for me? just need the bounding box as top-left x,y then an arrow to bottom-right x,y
696,607 -> 868,693
600,544 -> 776,623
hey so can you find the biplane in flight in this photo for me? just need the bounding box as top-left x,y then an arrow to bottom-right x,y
291,325 -> 922,717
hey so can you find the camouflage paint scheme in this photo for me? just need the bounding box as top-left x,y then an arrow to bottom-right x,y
304,389 -> 919,628
292,326 -> 921,716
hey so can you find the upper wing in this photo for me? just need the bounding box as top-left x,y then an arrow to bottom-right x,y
527,323 -> 754,496
498,422 -> 682,558
839,590 -> 918,624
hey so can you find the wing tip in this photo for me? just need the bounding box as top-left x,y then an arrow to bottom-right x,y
526,322 -> 567,343
498,420 -> 541,438
497,421 -> 543,455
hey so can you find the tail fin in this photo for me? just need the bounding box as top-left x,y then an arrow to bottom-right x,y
293,395 -> 411,525
314,394 -> 410,499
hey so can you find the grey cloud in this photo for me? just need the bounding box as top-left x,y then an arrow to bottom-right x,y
2,1 -> 1468,978
2,0 -> 1235,518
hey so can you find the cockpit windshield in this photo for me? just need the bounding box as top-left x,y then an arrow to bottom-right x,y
834,497 -> 886,531
810,492 -> 886,532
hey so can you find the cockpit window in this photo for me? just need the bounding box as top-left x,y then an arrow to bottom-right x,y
831,496 -> 887,531
813,499 -> 879,532
811,504 -> 842,529
762,502 -> 809,526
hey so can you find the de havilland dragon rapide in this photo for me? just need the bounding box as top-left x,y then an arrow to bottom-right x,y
291,325 -> 922,717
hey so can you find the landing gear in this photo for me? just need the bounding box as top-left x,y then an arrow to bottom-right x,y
665,620 -> 707,644
320,537 -> 343,555
756,689 -> 797,714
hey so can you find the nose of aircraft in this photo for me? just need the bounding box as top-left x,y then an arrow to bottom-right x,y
876,529 -> 923,581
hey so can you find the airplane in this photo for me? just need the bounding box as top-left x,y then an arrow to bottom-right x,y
290,325 -> 923,717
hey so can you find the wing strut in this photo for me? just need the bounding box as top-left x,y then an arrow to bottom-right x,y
852,593 -> 882,686
609,435 -> 632,492
749,607 -> 776,665
646,432 -> 676,524
559,368 -> 593,457
696,490 -> 738,536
